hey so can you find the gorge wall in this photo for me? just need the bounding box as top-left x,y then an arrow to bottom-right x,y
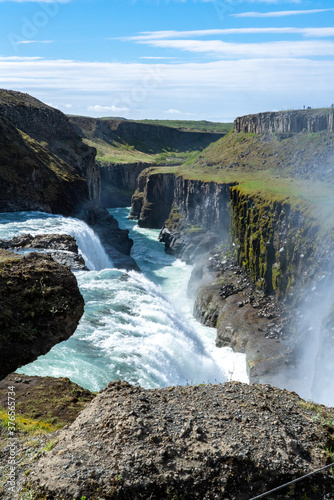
0,90 -> 101,208
70,115 -> 225,153
100,163 -> 149,207
234,108 -> 334,134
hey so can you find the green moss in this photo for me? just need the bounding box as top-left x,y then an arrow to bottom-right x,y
0,409 -> 58,435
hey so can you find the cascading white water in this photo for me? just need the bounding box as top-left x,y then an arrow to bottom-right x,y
0,211 -> 111,270
0,210 -> 248,391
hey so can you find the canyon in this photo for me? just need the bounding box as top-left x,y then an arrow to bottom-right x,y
0,92 -> 334,499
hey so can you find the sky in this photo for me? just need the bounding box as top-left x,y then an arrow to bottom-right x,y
0,0 -> 334,122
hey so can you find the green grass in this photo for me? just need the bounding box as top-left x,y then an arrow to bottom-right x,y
0,410 -> 58,435
84,137 -> 200,166
134,119 -> 233,133
145,130 -> 334,232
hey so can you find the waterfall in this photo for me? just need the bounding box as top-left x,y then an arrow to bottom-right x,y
0,210 -> 248,392
0,211 -> 111,271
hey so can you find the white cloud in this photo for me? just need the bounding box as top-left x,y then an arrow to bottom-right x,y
15,40 -> 54,45
124,28 -> 334,41
139,56 -> 178,60
87,104 -> 130,113
233,8 -> 334,18
0,55 -> 43,60
1,57 -> 334,120
138,39 -> 334,59
165,108 -> 182,114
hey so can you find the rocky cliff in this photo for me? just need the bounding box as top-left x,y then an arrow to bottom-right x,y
130,170 -> 176,228
100,162 -> 149,207
0,113 -> 88,215
70,115 -> 225,154
234,108 -> 334,134
0,90 -> 137,268
0,90 -> 100,207
0,250 -> 84,380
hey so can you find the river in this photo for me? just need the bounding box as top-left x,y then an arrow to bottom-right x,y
0,208 -> 248,391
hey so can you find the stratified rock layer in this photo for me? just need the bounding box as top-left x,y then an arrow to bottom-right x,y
234,108 -> 334,134
25,381 -> 334,500
0,250 -> 84,379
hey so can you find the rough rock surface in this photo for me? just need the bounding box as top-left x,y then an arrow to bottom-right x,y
192,250 -> 290,383
0,250 -> 84,380
234,108 -> 334,134
0,233 -> 88,270
23,381 -> 334,500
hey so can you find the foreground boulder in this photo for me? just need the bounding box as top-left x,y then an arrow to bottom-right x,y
0,250 -> 84,379
24,381 -> 334,500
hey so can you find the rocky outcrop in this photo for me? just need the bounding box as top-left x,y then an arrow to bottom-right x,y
70,115 -> 225,154
192,252 -> 289,383
0,90 -> 100,206
234,108 -> 334,134
100,162 -> 150,207
21,381 -> 334,500
0,250 -> 84,380
0,233 -> 88,270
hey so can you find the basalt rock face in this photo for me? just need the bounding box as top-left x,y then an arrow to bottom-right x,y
130,170 -> 231,259
130,170 -> 176,229
70,115 -> 225,154
23,381 -> 334,500
234,108 -> 334,134
0,90 -> 100,207
0,250 -> 84,380
100,162 -> 149,207
0,113 -> 88,215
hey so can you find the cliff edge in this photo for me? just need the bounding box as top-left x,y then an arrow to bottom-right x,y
234,108 -> 334,134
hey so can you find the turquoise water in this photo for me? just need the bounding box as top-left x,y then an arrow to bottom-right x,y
0,209 -> 248,391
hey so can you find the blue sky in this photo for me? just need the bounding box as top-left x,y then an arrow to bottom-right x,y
0,0 -> 333,121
